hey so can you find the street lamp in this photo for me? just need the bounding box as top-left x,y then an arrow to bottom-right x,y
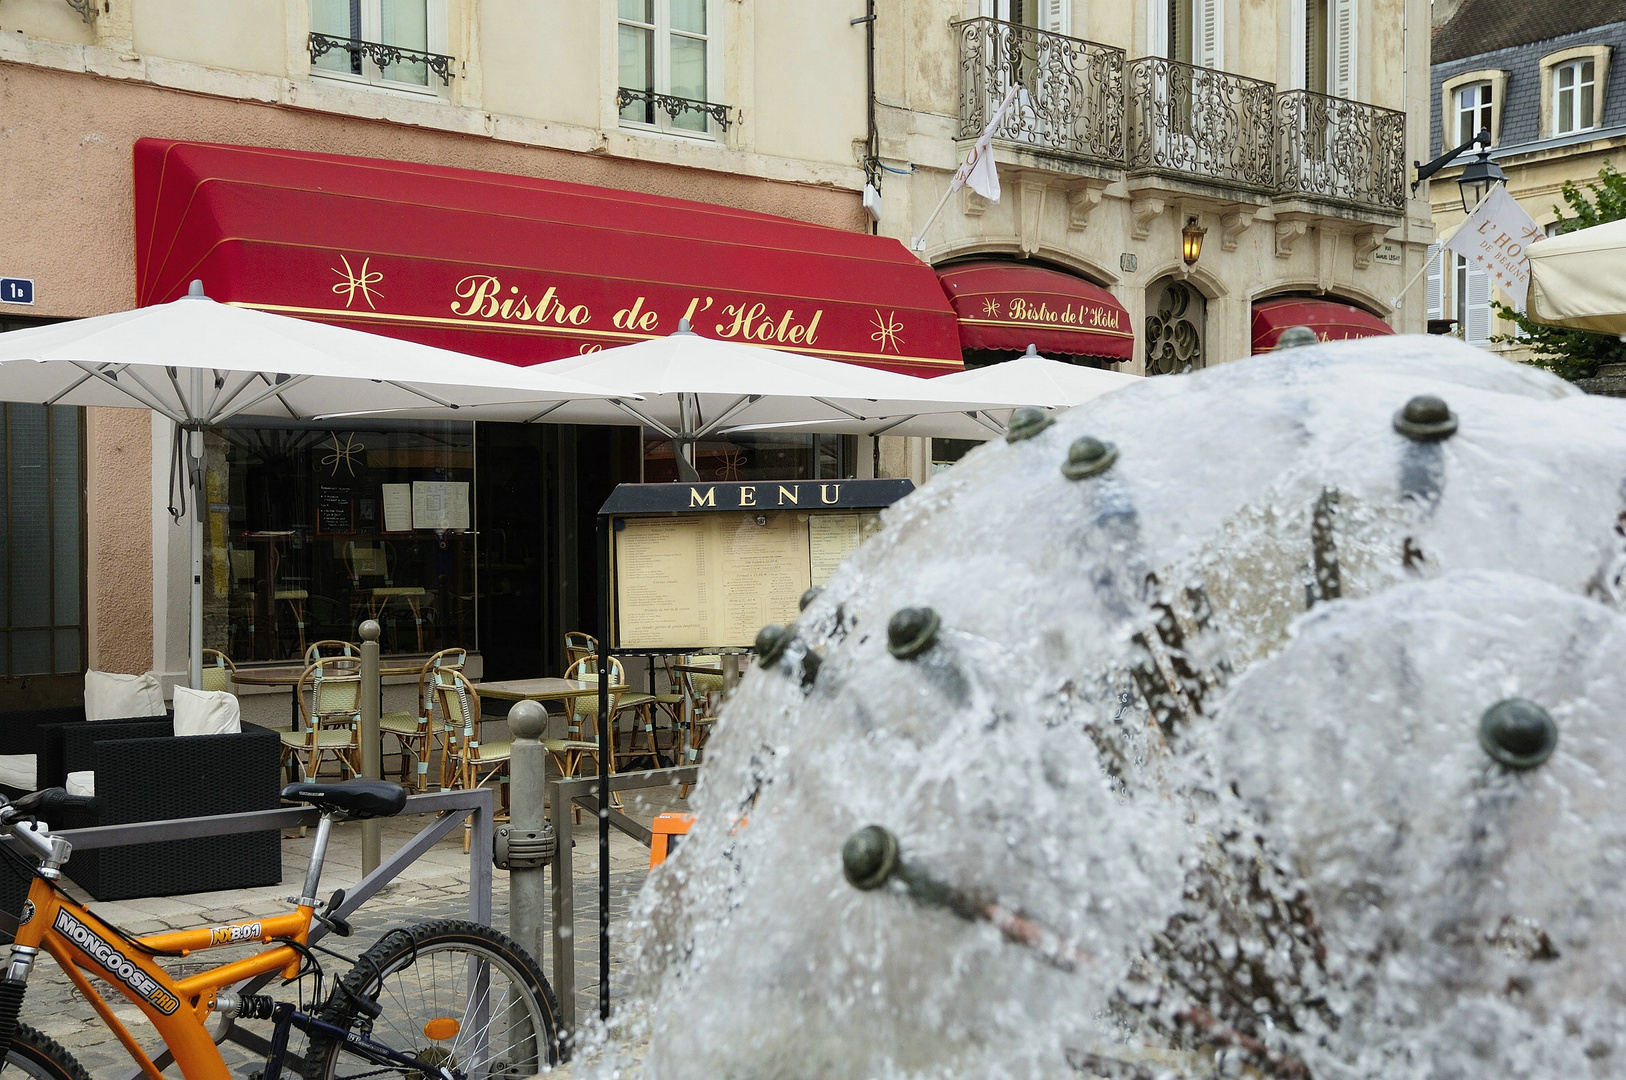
1181,217 -> 1206,266
1412,127 -> 1507,213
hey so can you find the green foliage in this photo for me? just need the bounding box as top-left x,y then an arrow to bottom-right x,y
1490,163 -> 1626,381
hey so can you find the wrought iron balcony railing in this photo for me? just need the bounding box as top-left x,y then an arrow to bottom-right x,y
616,88 -> 734,131
308,33 -> 455,86
1126,56 -> 1276,191
954,17 -> 1125,166
1275,90 -> 1406,211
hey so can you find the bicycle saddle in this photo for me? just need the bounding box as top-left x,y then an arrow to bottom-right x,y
281,780 -> 407,820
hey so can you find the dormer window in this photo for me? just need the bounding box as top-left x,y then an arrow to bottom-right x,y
1554,59 -> 1596,135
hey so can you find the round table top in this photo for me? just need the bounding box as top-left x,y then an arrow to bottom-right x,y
231,660 -> 424,686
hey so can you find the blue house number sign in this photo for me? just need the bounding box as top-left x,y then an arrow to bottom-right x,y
0,279 -> 34,305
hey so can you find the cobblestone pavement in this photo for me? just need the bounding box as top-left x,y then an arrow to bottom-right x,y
13,788 -> 678,1078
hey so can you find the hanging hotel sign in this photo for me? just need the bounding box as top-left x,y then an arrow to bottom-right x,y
133,140 -> 966,377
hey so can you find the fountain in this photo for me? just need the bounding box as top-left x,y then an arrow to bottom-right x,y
589,335 -> 1626,1078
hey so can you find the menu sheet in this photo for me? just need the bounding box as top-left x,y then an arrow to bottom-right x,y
807,512 -> 879,587
615,512 -> 812,649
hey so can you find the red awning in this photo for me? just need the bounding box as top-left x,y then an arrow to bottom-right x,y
133,140 -> 963,375
1251,297 -> 1394,353
936,261 -> 1134,362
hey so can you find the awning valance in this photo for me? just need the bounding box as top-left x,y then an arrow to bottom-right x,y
936,261 -> 1134,362
1251,297 -> 1394,353
133,140 -> 964,375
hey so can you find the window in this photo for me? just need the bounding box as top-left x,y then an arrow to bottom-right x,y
618,0 -> 721,136
1455,81 -> 1493,145
1151,0 -> 1219,69
1554,59 -> 1596,135
310,0 -> 450,90
1455,254 -> 1491,346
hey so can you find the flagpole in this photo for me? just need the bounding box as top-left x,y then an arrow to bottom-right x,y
1390,240 -> 1443,311
910,183 -> 959,253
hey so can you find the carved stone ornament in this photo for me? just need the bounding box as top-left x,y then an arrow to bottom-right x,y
1353,227 -> 1388,270
1220,207 -> 1255,252
1274,218 -> 1309,259
1131,196 -> 1166,241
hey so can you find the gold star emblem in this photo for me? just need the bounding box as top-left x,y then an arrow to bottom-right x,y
869,309 -> 905,353
331,255 -> 384,310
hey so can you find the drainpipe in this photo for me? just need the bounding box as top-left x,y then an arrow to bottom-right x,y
855,0 -> 879,235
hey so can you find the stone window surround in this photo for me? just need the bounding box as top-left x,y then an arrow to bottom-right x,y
1539,44 -> 1610,140
1440,69 -> 1505,149
307,0 -> 452,100
615,0 -> 724,142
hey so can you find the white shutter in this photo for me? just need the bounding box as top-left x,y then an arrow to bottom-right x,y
1425,250 -> 1444,321
1464,260 -> 1493,345
1329,0 -> 1356,98
1040,0 -> 1071,35
1194,0 -> 1222,69
1147,0 -> 1168,57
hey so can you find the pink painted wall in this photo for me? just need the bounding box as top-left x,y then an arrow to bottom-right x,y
0,60 -> 865,670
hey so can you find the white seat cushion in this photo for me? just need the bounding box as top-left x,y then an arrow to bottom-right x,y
84,670 -> 166,721
65,771 -> 94,798
0,755 -> 35,792
172,686 -> 242,737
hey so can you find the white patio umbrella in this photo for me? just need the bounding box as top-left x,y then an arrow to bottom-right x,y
354,322 -> 1010,480
0,282 -> 618,688
725,346 -> 1140,441
1527,218 -> 1626,334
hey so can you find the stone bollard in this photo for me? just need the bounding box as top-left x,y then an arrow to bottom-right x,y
500,701 -> 556,966
359,620 -> 382,874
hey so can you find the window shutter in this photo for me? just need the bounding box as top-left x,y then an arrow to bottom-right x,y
1040,0 -> 1071,36
1464,260 -> 1493,346
1147,0 -> 1168,58
1425,251 -> 1444,321
1329,0 -> 1356,98
1194,0 -> 1221,69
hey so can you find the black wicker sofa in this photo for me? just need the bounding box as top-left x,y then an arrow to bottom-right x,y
33,720 -> 283,901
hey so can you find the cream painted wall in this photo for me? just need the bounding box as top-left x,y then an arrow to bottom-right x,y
751,0 -> 868,166
0,0 -> 95,44
132,0 -> 292,77
478,0 -> 601,128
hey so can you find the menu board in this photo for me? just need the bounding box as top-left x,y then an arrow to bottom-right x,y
808,513 -> 880,587
615,512 -> 841,649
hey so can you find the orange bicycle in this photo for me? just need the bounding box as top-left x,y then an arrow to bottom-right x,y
0,780 -> 562,1080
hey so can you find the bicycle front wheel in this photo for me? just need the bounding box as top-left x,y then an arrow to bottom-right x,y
304,919 -> 563,1080
7,1022 -> 92,1080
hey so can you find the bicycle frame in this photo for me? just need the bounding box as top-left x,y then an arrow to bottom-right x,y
12,870 -> 316,1080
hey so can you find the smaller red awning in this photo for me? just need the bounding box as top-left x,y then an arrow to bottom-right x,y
1251,298 -> 1394,353
937,261 -> 1134,361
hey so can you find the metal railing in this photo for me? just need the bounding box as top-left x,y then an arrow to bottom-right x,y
1127,56 -> 1277,190
617,88 -> 735,131
954,17 -> 1125,166
1275,89 -> 1407,210
547,763 -> 698,1034
308,32 -> 456,85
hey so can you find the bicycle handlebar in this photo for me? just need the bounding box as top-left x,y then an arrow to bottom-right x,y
3,788 -> 99,821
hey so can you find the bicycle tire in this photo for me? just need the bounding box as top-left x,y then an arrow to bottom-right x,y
303,919 -> 563,1080
6,1022 -> 92,1080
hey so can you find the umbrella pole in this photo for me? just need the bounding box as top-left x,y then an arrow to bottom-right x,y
187,370 -> 206,690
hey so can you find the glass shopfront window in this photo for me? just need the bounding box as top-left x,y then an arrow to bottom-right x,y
642,432 -> 853,483
202,420 -> 476,662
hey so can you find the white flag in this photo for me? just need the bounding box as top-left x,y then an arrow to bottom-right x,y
951,83 -> 1019,203
1443,185 -> 1545,311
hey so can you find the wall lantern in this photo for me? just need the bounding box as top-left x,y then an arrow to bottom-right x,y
1181,218 -> 1206,266
1412,126 -> 1507,214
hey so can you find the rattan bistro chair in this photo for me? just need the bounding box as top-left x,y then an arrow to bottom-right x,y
434,669 -> 510,849
379,648 -> 467,789
548,655 -> 625,820
200,649 -> 238,694
280,657 -> 361,781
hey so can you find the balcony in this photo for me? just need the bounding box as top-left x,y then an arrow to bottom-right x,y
1126,56 -> 1276,192
953,17 -> 1125,168
308,33 -> 455,86
1275,90 -> 1406,212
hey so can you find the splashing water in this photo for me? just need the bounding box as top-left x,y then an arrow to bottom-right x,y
590,336 -> 1626,1079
